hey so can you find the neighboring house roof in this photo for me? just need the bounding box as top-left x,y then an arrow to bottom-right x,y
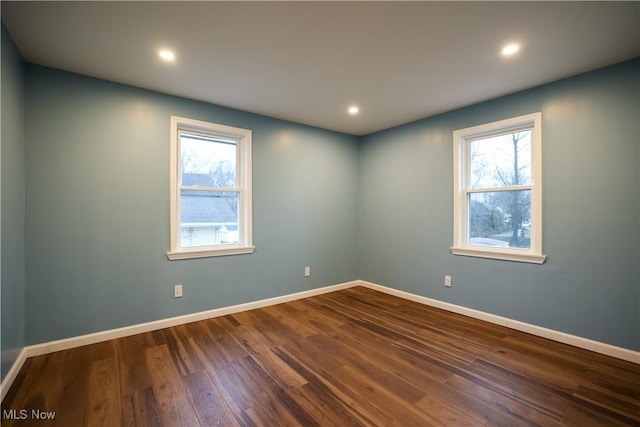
182,172 -> 214,187
181,173 -> 236,224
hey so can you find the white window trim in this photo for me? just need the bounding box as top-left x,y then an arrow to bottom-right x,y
451,113 -> 546,264
167,116 -> 254,260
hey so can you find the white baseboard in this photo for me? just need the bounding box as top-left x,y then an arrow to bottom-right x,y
3,278 -> 638,403
0,348 -> 28,402
357,280 -> 640,365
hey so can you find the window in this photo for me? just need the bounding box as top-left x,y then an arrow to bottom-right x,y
452,113 -> 545,264
167,116 -> 253,260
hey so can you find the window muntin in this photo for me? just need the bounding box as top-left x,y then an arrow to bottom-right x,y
168,117 -> 253,260
452,113 -> 545,264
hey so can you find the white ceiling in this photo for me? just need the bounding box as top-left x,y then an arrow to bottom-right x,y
2,1 -> 639,136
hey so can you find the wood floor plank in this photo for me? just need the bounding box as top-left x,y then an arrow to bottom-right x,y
202,318 -> 249,361
479,345 -> 587,394
261,304 -> 318,338
331,364 -> 440,426
144,345 -> 200,427
4,286 -> 639,426
45,346 -> 92,426
306,333 -> 427,405
561,401 -> 637,427
182,370 -> 240,427
188,329 -> 258,414
85,357 -> 122,426
231,355 -> 319,427
129,387 -> 163,427
583,368 -> 640,402
220,322 -> 309,389
423,377 -> 534,427
160,325 -> 206,377
272,344 -> 394,426
116,333 -> 156,395
444,374 -> 564,426
283,382 -> 365,426
119,393 -> 137,427
286,299 -> 346,329
326,294 -> 484,367
466,357 -> 570,418
415,392 -> 489,426
331,319 -> 457,384
573,385 -> 640,425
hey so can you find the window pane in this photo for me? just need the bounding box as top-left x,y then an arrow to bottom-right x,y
468,190 -> 531,249
180,133 -> 237,188
470,130 -> 531,189
180,189 -> 239,247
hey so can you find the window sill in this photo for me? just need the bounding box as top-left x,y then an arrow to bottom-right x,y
167,245 -> 255,260
450,247 -> 546,264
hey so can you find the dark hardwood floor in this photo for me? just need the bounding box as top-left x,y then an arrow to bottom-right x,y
2,286 -> 639,426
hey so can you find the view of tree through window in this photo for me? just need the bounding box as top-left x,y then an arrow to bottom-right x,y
468,130 -> 532,249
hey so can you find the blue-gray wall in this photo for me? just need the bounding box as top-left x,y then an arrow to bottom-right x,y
1,25 -> 26,380
359,59 -> 640,351
24,65 -> 359,344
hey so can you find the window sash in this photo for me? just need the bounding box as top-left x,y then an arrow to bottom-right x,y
465,128 -> 534,190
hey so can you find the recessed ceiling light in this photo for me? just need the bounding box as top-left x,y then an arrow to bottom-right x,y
159,49 -> 176,62
348,106 -> 359,115
501,43 -> 520,56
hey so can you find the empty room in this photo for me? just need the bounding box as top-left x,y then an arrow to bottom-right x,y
1,2 -> 639,426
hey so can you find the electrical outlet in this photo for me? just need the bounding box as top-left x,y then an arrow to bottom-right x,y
174,284 -> 183,298
304,267 -> 311,277
444,275 -> 452,287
